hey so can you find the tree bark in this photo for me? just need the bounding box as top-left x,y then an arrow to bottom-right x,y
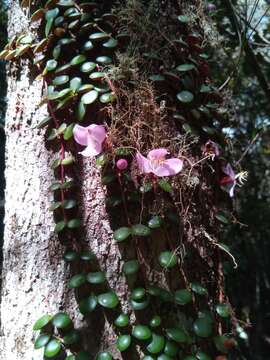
0,2 -> 125,359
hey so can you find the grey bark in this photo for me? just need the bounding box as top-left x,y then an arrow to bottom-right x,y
0,2 -> 126,359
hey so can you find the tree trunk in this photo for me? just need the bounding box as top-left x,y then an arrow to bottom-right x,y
0,1 -> 233,359
0,2 -> 125,359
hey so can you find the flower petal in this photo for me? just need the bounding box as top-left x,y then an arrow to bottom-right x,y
222,163 -> 235,180
148,148 -> 168,160
73,124 -> 89,146
221,181 -> 236,197
80,138 -> 102,157
89,124 -> 106,144
153,158 -> 183,177
136,152 -> 151,173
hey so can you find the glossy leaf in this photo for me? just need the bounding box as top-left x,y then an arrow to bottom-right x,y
86,272 -> 106,284
132,325 -> 152,340
116,335 -> 131,352
159,251 -> 178,268
114,313 -> 129,328
44,339 -> 61,358
68,274 -> 86,288
131,224 -> 151,237
52,312 -> 72,329
113,227 -> 131,242
177,91 -> 194,103
32,315 -> 51,332
81,90 -> 98,105
98,292 -> 119,309
34,334 -> 51,349
79,295 -> 97,314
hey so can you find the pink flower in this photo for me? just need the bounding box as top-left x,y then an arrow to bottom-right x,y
220,163 -> 236,197
203,140 -> 220,158
73,124 -> 106,157
136,148 -> 183,177
116,159 -> 128,170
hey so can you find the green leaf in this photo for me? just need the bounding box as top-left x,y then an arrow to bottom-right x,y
117,335 -> 131,352
147,333 -> 165,354
76,351 -> 91,360
80,250 -> 95,261
96,154 -> 108,166
52,312 -> 72,329
159,251 -> 178,269
190,282 -> 208,296
45,17 -> 54,37
176,64 -> 195,72
63,123 -> 75,140
62,199 -> 76,209
67,218 -> 81,229
123,259 -> 139,275
70,54 -> 87,65
83,40 -> 94,51
131,224 -> 151,237
102,173 -> 116,185
80,61 -> 96,73
68,273 -> 86,288
149,315 -> 162,328
193,318 -> 212,338
165,328 -> 187,343
177,15 -> 191,23
216,303 -> 231,318
140,182 -> 153,193
196,351 -> 212,360
158,180 -> 173,193
49,182 -> 61,191
96,56 -> 112,65
131,297 -> 150,310
34,334 -> 51,349
148,216 -> 162,229
63,329 -> 80,345
98,292 -> 119,309
44,339 -> 61,358
54,220 -> 66,233
61,180 -> 75,189
52,75 -> 69,86
49,202 -> 61,211
61,156 -> 75,165
33,314 -> 52,330
76,101 -> 86,121
132,325 -> 152,340
50,159 -> 61,170
70,77 -> 82,92
81,90 -> 98,105
89,32 -> 110,41
89,72 -> 105,81
174,289 -> 192,305
34,116 -> 52,129
114,313 -> 129,328
99,92 -> 116,104
113,227 -> 131,242
64,250 -> 79,262
47,128 -> 58,141
86,271 -> 106,284
46,59 -> 58,72
96,352 -> 113,360
79,295 -> 98,314
164,340 -> 179,357
177,91 -> 194,103
215,212 -> 230,224
103,38 -> 118,48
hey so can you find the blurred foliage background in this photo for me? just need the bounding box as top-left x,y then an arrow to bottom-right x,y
0,0 -> 269,359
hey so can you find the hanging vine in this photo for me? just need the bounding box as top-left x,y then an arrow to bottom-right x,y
1,0 -> 248,359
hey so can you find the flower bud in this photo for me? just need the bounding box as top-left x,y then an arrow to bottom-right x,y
116,159 -> 128,170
